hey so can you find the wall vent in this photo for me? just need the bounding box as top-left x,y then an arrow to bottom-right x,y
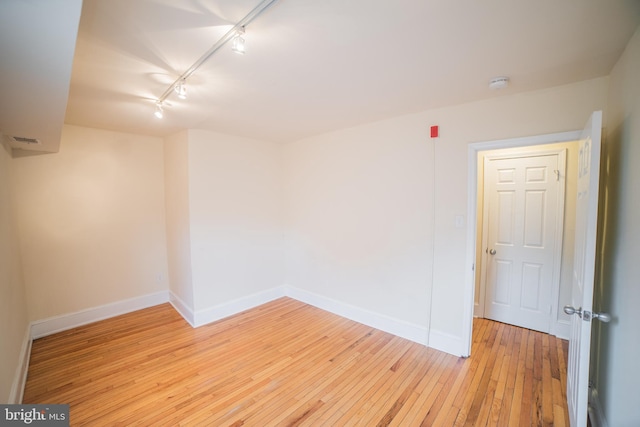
9,135 -> 41,145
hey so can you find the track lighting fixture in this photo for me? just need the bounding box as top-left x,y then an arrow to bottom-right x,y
151,0 -> 280,119
154,102 -> 164,119
232,27 -> 246,55
174,79 -> 187,99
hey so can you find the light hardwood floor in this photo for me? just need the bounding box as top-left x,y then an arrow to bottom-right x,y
23,297 -> 569,426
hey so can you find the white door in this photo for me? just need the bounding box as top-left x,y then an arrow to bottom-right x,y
482,150 -> 566,333
565,111 -> 602,427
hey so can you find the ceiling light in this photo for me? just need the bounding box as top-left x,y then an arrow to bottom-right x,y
489,76 -> 510,90
232,27 -> 246,54
154,102 -> 164,119
152,0 -> 279,108
174,80 -> 187,99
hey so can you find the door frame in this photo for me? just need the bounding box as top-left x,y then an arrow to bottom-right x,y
462,130 -> 581,356
477,148 -> 567,334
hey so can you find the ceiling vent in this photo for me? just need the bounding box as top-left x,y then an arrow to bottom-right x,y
9,135 -> 41,145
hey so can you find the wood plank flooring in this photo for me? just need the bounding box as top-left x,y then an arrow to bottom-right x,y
23,297 -> 569,426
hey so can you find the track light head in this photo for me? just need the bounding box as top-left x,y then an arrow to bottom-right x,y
154,102 -> 164,119
232,26 -> 246,54
174,80 -> 187,99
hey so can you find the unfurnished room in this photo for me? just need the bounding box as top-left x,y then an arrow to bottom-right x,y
1,1 -> 640,426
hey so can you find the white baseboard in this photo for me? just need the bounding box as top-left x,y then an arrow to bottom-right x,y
169,292 -> 195,327
9,324 -> 32,404
193,287 -> 287,327
428,329 -> 466,357
588,386 -> 609,427
30,291 -> 170,339
27,286 -> 462,369
283,286 -> 429,347
15,285 -> 468,407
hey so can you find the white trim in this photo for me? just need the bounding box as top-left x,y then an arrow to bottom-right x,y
588,386 -> 609,427
464,144 -> 480,356
9,324 -> 32,404
550,149 -> 568,337
284,286 -> 429,347
30,291 -> 170,339
428,329 -> 466,357
169,292 -> 195,327
193,287 -> 287,327
474,302 -> 481,317
464,130 -> 582,356
476,154 -> 488,319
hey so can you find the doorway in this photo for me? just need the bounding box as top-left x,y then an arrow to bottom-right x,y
477,148 -> 568,334
461,131 -> 582,356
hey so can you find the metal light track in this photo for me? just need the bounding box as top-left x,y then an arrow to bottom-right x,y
156,0 -> 280,104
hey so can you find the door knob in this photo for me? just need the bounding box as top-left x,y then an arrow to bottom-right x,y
489,249 -> 496,255
563,305 -> 583,318
564,305 -> 611,322
592,312 -> 611,323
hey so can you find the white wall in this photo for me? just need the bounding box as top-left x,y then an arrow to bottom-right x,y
593,25 -> 640,427
187,130 -> 284,312
164,131 -> 194,313
10,125 -> 170,321
284,118 -> 436,330
0,141 -> 29,403
284,77 -> 609,353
